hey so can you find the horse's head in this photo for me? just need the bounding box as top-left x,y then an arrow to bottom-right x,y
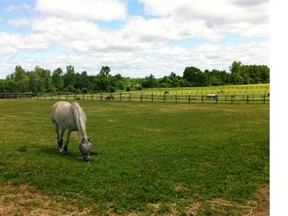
79,137 -> 92,161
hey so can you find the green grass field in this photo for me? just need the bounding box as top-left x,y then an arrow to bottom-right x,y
129,83 -> 270,95
0,100 -> 269,215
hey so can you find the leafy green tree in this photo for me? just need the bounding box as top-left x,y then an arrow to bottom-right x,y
52,68 -> 64,91
142,74 -> 158,88
7,66 -> 30,92
1,62 -> 269,93
183,66 -> 204,86
63,65 -> 76,90
259,65 -> 269,83
99,66 -> 111,77
33,66 -> 52,92
13,65 -> 26,82
1,80 -> 17,92
112,74 -> 125,91
74,71 -> 92,92
230,61 -> 243,84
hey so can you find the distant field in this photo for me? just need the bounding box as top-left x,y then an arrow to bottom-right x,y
23,83 -> 270,104
130,83 -> 270,95
0,100 -> 269,215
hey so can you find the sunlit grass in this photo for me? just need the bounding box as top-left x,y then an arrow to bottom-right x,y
0,100 -> 269,214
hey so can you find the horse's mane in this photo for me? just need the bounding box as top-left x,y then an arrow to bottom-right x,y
71,102 -> 87,138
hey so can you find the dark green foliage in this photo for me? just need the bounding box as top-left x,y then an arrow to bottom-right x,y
0,61 -> 269,95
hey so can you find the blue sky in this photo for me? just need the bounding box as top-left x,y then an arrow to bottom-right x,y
0,0 -> 269,78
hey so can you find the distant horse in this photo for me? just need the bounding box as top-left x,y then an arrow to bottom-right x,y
106,95 -> 115,100
51,101 -> 92,161
206,94 -> 218,100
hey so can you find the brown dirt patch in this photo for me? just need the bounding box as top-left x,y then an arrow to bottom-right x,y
186,201 -> 201,215
245,185 -> 269,216
0,184 -> 269,215
208,185 -> 269,216
177,184 -> 269,216
0,184 -> 90,215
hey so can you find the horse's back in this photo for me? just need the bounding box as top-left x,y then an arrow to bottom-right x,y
51,101 -> 76,130
51,101 -> 71,118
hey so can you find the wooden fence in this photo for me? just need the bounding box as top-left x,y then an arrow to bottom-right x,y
0,92 -> 270,104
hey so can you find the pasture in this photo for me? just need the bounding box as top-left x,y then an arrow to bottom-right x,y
0,100 -> 269,215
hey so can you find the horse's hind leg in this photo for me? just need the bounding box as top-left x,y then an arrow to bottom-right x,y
62,129 -> 71,155
57,128 -> 66,153
53,123 -> 63,150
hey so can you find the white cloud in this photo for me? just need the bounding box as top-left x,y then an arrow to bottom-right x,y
0,0 -> 269,79
35,0 -> 127,21
121,15 -> 222,43
8,18 -> 30,27
0,39 -> 269,79
0,32 -> 22,55
139,0 -> 269,38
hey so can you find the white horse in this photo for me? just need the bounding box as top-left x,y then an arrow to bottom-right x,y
51,101 -> 92,161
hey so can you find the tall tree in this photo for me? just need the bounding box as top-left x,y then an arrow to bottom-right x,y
52,68 -> 64,91
183,66 -> 204,86
63,65 -> 76,91
34,66 -> 52,92
230,61 -> 243,84
142,74 -> 158,88
99,66 -> 111,77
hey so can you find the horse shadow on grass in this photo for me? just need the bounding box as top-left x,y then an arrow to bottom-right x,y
41,144 -> 104,162
41,145 -> 86,162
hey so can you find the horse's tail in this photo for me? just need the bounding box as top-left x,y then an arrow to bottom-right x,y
71,102 -> 87,138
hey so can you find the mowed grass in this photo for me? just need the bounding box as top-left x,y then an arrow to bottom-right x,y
0,100 -> 269,215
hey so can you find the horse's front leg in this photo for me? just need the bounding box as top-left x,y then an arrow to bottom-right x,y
62,129 -> 71,155
53,123 -> 63,150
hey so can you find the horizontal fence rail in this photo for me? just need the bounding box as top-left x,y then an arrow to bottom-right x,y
0,92 -> 270,104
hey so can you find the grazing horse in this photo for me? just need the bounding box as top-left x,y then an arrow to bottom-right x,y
51,101 -> 92,161
105,95 -> 115,100
206,94 -> 218,100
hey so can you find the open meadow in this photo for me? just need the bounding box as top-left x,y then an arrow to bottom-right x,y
0,99 -> 269,215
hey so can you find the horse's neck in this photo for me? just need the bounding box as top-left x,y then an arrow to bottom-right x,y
72,103 -> 87,139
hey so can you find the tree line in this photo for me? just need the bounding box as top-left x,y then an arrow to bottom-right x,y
0,61 -> 269,93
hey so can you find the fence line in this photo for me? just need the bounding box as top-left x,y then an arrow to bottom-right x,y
0,92 -> 270,104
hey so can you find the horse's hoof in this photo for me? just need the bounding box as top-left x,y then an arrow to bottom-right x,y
63,151 -> 68,156
83,155 -> 90,161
